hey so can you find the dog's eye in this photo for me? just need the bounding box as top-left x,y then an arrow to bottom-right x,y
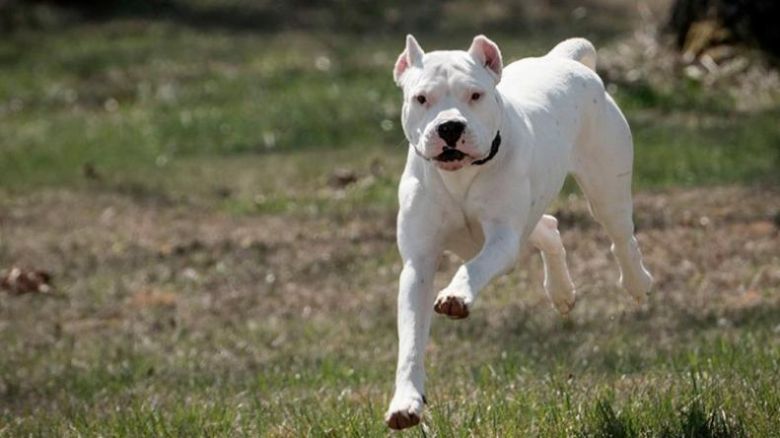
415,95 -> 427,105
471,92 -> 482,102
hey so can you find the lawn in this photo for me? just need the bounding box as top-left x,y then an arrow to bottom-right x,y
1,9 -> 779,437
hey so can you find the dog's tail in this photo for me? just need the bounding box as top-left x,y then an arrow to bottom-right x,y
547,38 -> 597,71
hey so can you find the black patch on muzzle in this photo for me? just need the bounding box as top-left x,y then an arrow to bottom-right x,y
434,149 -> 467,162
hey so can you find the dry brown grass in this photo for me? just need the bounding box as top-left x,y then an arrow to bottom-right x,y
2,185 -> 777,337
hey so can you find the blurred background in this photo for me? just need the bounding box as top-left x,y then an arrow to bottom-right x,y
1,0 -> 779,435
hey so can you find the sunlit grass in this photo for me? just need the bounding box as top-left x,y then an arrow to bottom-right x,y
1,15 -> 779,437
1,22 -> 778,199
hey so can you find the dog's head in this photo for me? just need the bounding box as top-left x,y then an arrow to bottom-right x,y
394,35 -> 503,171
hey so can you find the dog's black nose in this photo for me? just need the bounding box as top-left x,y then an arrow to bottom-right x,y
437,121 -> 465,146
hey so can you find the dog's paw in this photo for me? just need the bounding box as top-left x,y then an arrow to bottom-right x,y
434,292 -> 470,319
620,268 -> 653,304
552,289 -> 576,316
546,281 -> 576,316
385,392 -> 425,430
542,274 -> 577,316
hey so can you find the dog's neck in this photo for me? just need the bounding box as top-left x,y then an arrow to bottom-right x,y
436,162 -> 481,199
471,131 -> 502,166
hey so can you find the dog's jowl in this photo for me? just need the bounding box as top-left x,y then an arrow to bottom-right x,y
385,35 -> 654,430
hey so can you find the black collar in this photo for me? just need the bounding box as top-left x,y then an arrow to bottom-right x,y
471,131 -> 501,166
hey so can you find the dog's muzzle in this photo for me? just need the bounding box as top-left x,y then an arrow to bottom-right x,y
416,131 -> 502,166
434,148 -> 467,162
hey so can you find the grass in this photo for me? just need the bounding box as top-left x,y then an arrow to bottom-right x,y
1,20 -> 778,200
1,8 -> 780,437
1,184 -> 778,436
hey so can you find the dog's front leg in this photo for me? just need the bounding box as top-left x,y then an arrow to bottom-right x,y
386,202 -> 441,430
385,255 -> 437,430
434,221 -> 522,319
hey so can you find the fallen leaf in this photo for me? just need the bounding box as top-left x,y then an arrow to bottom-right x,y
0,266 -> 53,294
328,168 -> 358,188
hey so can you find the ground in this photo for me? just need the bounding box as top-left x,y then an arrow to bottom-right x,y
2,185 -> 778,435
1,4 -> 780,436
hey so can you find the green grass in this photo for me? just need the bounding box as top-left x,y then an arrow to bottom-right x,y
3,289 -> 779,435
1,21 -> 778,203
1,12 -> 780,437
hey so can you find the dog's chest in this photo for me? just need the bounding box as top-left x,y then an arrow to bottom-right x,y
434,167 -> 491,254
437,166 -> 481,202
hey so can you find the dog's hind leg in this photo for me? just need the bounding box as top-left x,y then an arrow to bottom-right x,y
572,93 -> 653,303
530,215 -> 576,315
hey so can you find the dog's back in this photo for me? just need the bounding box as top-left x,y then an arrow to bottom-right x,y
546,38 -> 597,71
498,39 -> 606,176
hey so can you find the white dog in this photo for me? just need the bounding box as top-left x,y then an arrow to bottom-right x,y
385,35 -> 654,430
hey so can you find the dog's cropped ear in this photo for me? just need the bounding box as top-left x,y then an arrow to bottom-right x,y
468,35 -> 502,82
394,34 -> 425,86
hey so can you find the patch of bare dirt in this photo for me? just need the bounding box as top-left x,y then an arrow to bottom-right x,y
0,186 -> 777,348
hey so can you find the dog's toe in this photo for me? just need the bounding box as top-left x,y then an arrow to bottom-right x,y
386,410 -> 420,430
552,297 -> 575,316
620,269 -> 654,304
386,391 -> 425,430
552,288 -> 576,316
434,295 -> 469,319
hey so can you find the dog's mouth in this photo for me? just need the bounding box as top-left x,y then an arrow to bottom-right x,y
433,149 -> 467,162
